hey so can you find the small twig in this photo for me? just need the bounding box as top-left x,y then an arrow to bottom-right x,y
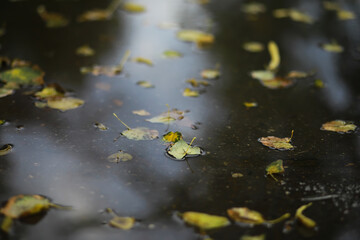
113,113 -> 131,130
301,194 -> 339,202
107,0 -> 124,16
288,130 -> 294,142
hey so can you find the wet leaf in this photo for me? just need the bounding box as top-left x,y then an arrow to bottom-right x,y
267,41 -> 280,71
321,120 -> 357,133
0,144 -> 13,156
243,42 -> 264,52
34,84 -> 64,99
167,139 -> 200,160
132,109 -> 150,116
122,127 -> 159,140
137,81 -> 154,88
181,211 -> 230,230
183,88 -> 200,97
94,122 -> 108,131
258,131 -> 294,150
76,45 -> 95,56
186,78 -> 209,87
163,50 -> 182,58
37,5 -> 69,28
46,97 -> 84,112
0,120 -> 5,125
177,30 -> 214,46
321,41 -> 344,53
0,66 -> 44,86
232,173 -> 244,178
323,1 -> 340,11
337,10 -> 355,20
241,234 -> 266,240
123,3 -> 146,13
162,131 -> 182,143
259,77 -> 295,89
227,207 -> 290,225
132,57 -> 153,66
250,70 -> 275,81
77,9 -> 111,22
146,107 -> 197,129
295,203 -> 316,228
108,151 -> 133,163
273,9 -> 314,24
201,69 -> 220,79
241,2 -> 266,15
314,79 -> 324,88
243,102 -> 258,108
286,71 -> 311,79
266,160 -> 284,181
0,88 -> 14,98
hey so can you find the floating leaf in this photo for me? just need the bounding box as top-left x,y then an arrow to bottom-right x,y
132,57 -> 153,66
0,66 -> 44,86
258,77 -> 294,89
321,41 -> 344,53
123,3 -> 146,13
273,9 -> 314,24
266,160 -> 284,181
0,195 -> 70,233
243,102 -> 258,108
46,97 -> 84,112
146,107 -> 198,129
137,81 -> 154,88
132,109 -> 150,116
108,151 -> 133,163
267,41 -> 280,71
106,208 -> 135,230
0,144 -> 13,156
323,1 -> 340,11
77,9 -> 111,22
0,120 -> 5,125
321,120 -> 357,133
177,30 -> 214,47
295,203 -> 316,228
34,84 -> 64,99
286,71 -> 311,79
163,50 -> 182,58
258,131 -> 294,150
37,5 -> 69,28
183,88 -> 199,97
162,131 -> 182,143
227,207 -> 290,225
250,70 -> 275,81
181,211 -> 230,230
337,10 -> 355,20
241,234 -> 266,240
94,122 -> 108,131
243,42 -> 264,52
232,173 -> 244,178
186,78 -> 209,87
314,79 -> 324,88
122,127 -> 159,140
76,45 -> 95,56
201,69 -> 220,79
241,2 -> 266,15
167,139 -> 200,160
0,88 -> 14,98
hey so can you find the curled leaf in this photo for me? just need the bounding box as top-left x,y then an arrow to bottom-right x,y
37,5 -> 69,28
181,211 -> 230,230
108,151 -> 133,163
227,207 -> 290,225
321,120 -> 357,133
267,41 -> 280,71
94,122 -> 108,131
295,203 -> 316,228
0,144 -> 13,156
265,160 -> 284,181
106,208 -> 135,230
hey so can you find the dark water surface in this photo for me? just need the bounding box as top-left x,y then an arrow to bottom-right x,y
0,0 -> 360,239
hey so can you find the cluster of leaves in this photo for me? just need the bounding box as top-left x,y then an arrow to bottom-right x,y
163,132 -> 201,160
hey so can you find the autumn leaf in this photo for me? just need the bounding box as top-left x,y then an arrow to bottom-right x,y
146,107 -> 198,129
132,109 -> 150,116
94,122 -> 108,131
163,50 -> 182,58
0,144 -> 12,156
137,81 -> 154,88
162,131 -> 182,143
227,207 -> 290,225
250,70 -> 275,81
201,69 -> 220,79
167,138 -> 200,160
314,79 -> 324,88
34,84 -> 65,99
181,211 -> 230,230
321,120 -> 357,133
241,234 -> 266,240
122,127 -> 159,140
295,203 -> 316,228
0,88 -> 14,98
183,88 -> 199,97
123,3 -> 146,13
177,30 -> 214,47
132,57 -> 153,66
243,42 -> 264,52
243,102 -> 258,108
267,41 -> 280,71
258,131 -> 294,150
186,78 -> 210,87
76,45 -> 95,56
265,160 -> 284,181
46,97 -> 84,112
108,151 -> 133,163
37,5 -> 69,28
241,3 -> 266,15
321,41 -> 344,53
106,208 -> 135,230
273,9 -> 314,24
77,0 -> 122,22
0,66 -> 44,86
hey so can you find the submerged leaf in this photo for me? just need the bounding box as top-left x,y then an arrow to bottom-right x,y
243,42 -> 264,52
47,97 -> 84,112
76,45 -> 95,56
132,109 -> 150,116
266,160 -> 284,181
321,41 -> 344,53
137,81 -> 154,88
122,127 -> 159,140
177,30 -> 214,46
295,203 -> 316,228
201,69 -> 220,79
267,41 -> 280,71
181,211 -> 230,230
241,2 -> 266,15
123,3 -> 146,13
163,50 -> 182,58
321,120 -> 357,133
183,88 -> 200,97
259,131 -> 294,150
37,5 -> 69,28
167,139 -> 200,160
273,9 -> 314,24
0,66 -> 44,86
0,144 -> 13,156
132,57 -> 153,66
162,131 -> 182,143
227,207 -> 290,225
108,151 -> 133,163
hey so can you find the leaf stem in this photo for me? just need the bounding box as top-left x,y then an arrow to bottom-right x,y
184,137 -> 196,155
116,50 -> 131,72
113,113 -> 131,130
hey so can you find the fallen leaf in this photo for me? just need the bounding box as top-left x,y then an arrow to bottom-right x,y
232,173 -> 244,178
241,234 -> 266,240
0,88 -> 14,98
123,3 -> 146,13
94,122 -> 108,131
177,30 -> 214,46
243,102 -> 258,108
186,78 -> 209,87
37,5 -> 69,28
137,81 -> 154,88
321,120 -> 357,133
266,160 -> 284,181
227,207 -> 290,225
0,195 -> 70,233
201,69 -> 220,79
46,97 -> 84,112
250,70 -> 275,81
183,88 -> 199,97
132,109 -> 150,116
34,84 -> 64,99
0,120 -> 5,125
243,42 -> 264,52
0,144 -> 13,156
273,9 -> 314,24
77,0 -> 122,22
163,50 -> 182,58
286,71 -> 311,79
132,57 -> 153,66
314,79 -> 324,88
0,66 -> 44,86
323,1 -> 340,11
321,41 -> 344,53
241,2 -> 266,15
337,10 -> 355,20
181,211 -> 230,230
162,131 -> 182,143
258,131 -> 294,150
167,139 -> 200,160
267,41 -> 280,71
76,45 -> 95,56
108,151 -> 133,163
122,127 -> 159,140
258,77 -> 294,89
295,203 -> 316,228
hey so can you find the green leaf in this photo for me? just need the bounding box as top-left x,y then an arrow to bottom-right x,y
0,66 -> 44,86
265,160 -> 284,181
46,97 -> 84,112
163,50 -> 182,58
122,127 -> 159,140
181,211 -> 230,230
167,139 -> 200,160
0,144 -> 13,156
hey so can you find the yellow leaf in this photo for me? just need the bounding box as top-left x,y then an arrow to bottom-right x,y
267,41 -> 280,71
177,30 -> 214,46
182,211 -> 230,230
132,109 -> 150,116
295,203 -> 316,228
243,102 -> 258,108
137,81 -> 154,88
47,97 -> 84,112
243,42 -> 264,52
106,208 -> 135,230
183,88 -> 199,97
227,207 -> 290,225
241,3 -> 266,15
321,120 -> 357,133
258,131 -> 294,150
321,41 -> 344,53
37,5 -> 69,28
0,144 -> 13,156
132,57 -> 153,66
265,160 -> 284,181
76,45 -> 95,56
108,151 -> 133,163
122,127 -> 159,141
201,69 -> 220,79
162,131 -> 182,143
123,3 -> 146,13
241,234 -> 266,240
